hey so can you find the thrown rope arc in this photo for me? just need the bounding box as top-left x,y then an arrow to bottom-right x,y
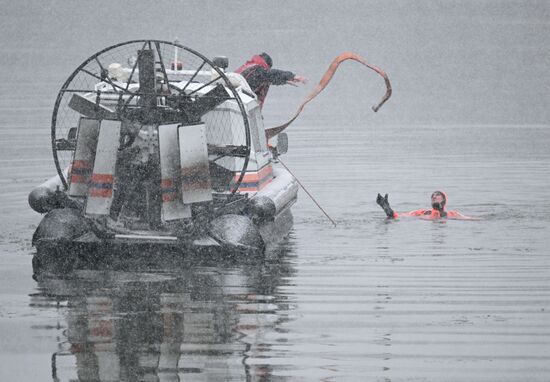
265,51 -> 392,140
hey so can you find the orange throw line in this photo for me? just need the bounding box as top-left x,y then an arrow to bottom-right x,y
265,52 -> 392,139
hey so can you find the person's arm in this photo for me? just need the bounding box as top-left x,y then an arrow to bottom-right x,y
376,193 -> 397,219
244,66 -> 307,90
265,69 -> 307,86
447,210 -> 481,220
265,68 -> 297,85
287,75 -> 307,85
376,194 -> 428,219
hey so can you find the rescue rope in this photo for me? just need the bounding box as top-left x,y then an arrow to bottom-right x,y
277,158 -> 337,227
265,52 -> 392,139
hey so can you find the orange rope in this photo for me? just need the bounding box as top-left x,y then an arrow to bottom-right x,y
265,52 -> 392,139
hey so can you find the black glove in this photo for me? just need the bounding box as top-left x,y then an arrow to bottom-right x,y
376,193 -> 395,218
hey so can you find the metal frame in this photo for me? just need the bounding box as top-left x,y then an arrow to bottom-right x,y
51,40 -> 251,195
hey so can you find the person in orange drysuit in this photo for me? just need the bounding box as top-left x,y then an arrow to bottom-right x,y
376,191 -> 479,220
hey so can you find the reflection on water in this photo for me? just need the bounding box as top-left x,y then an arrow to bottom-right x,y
31,245 -> 296,381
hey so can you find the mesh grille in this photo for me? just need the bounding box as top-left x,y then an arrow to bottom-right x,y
52,40 -> 250,194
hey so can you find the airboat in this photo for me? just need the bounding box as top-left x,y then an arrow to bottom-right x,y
29,40 -> 392,261
29,40 -> 298,257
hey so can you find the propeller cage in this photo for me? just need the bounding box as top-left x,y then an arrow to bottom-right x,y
51,40 -> 252,228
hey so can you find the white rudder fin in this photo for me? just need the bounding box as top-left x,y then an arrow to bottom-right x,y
159,123 -> 192,221
85,120 -> 121,216
179,123 -> 213,204
68,118 -> 100,197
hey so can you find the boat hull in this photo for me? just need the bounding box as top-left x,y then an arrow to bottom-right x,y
30,167 -> 297,269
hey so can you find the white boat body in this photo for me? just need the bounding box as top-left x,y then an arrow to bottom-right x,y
30,62 -> 298,253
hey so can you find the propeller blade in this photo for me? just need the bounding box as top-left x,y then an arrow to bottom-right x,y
188,83 -> 230,118
166,83 -> 230,123
68,93 -> 117,120
137,49 -> 157,109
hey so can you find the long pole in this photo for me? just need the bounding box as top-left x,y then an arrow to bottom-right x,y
278,158 -> 337,227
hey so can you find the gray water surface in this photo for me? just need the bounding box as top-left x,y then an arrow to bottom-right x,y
1,1 -> 550,381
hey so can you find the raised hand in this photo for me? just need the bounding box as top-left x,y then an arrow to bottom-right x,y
288,75 -> 307,85
376,193 -> 395,218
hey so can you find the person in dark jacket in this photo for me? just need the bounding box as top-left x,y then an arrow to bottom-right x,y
235,52 -> 307,108
376,191 -> 480,220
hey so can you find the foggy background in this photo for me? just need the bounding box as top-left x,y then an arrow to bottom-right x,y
2,0 -> 549,130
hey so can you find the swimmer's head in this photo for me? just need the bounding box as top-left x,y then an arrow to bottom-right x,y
431,190 -> 447,211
